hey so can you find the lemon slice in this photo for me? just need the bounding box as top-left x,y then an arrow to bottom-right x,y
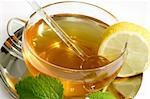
98,22 -> 150,77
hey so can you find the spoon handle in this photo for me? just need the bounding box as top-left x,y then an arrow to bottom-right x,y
26,0 -> 87,59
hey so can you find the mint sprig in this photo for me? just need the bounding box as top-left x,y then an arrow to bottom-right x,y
89,91 -> 116,99
15,74 -> 63,99
15,74 -> 116,99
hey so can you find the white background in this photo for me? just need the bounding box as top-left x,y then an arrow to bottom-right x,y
0,0 -> 150,98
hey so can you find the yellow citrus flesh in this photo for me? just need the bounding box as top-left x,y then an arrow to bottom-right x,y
98,22 -> 150,77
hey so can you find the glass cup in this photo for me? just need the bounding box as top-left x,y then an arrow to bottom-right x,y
7,1 -> 127,98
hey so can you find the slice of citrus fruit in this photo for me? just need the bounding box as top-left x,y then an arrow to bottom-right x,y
98,22 -> 150,77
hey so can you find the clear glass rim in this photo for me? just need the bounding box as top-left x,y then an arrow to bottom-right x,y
24,1 -> 126,72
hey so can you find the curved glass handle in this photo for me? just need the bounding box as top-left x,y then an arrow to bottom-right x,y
5,18 -> 26,60
7,18 -> 26,47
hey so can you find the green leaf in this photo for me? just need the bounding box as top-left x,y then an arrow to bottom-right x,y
89,91 -> 116,99
15,74 -> 63,99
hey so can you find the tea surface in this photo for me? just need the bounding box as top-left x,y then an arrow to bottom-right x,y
26,14 -> 109,69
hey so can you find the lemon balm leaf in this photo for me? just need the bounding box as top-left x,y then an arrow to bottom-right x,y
89,91 -> 116,99
15,74 -> 63,99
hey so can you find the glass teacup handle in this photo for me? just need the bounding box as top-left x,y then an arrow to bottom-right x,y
5,18 -> 26,60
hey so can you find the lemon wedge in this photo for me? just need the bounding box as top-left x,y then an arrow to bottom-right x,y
98,22 -> 150,77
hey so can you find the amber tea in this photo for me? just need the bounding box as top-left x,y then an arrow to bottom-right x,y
23,14 -> 120,97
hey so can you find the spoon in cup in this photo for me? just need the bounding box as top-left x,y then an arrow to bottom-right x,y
26,0 -> 110,69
